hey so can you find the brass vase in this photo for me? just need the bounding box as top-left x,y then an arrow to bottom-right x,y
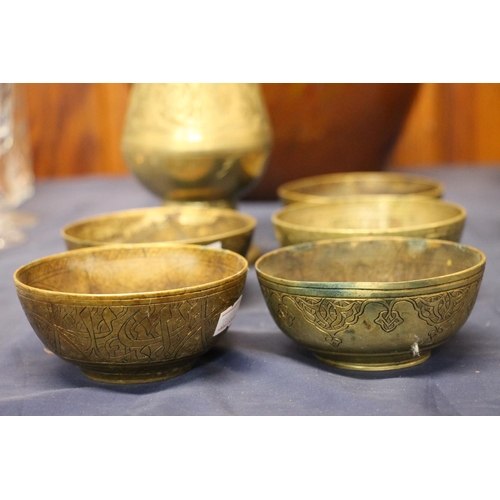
121,83 -> 273,208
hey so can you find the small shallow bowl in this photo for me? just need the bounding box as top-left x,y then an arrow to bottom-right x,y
255,237 -> 485,371
14,244 -> 248,384
62,206 -> 256,257
272,196 -> 466,246
277,172 -> 444,205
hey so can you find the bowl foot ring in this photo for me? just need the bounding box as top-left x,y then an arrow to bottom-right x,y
314,352 -> 431,372
78,359 -> 198,384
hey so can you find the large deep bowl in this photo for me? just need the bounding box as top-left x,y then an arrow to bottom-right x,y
277,172 -> 443,205
255,237 -> 485,371
62,206 -> 256,257
14,244 -> 248,383
272,197 -> 466,246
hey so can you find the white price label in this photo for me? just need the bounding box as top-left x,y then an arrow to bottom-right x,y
206,241 -> 223,249
214,296 -> 242,336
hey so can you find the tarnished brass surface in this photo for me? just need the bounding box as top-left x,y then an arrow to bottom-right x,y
278,172 -> 444,205
62,206 -> 256,257
121,83 -> 273,207
14,244 -> 248,383
272,196 -> 466,246
255,237 -> 485,371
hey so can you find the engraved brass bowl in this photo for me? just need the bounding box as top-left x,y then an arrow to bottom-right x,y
277,172 -> 443,205
14,244 -> 248,383
255,237 -> 485,371
62,206 -> 256,257
272,196 -> 466,246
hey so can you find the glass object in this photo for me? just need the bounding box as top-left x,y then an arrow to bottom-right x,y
0,83 -> 35,249
121,83 -> 273,208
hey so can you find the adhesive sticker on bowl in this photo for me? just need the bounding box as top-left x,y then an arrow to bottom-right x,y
214,296 -> 242,336
205,241 -> 223,249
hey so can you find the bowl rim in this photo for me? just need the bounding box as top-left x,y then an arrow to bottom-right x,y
277,171 -> 444,204
271,196 -> 466,236
13,242 -> 249,300
255,236 -> 486,291
61,205 -> 257,248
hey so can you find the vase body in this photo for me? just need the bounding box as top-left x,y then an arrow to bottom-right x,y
246,83 -> 420,200
121,83 -> 272,207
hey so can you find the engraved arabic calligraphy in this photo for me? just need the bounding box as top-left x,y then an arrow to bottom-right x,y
19,289 -> 238,364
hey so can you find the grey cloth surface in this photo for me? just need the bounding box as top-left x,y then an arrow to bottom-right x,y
1,167 -> 499,415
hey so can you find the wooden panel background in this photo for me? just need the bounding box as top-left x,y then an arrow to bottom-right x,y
25,83 -> 130,177
20,83 -> 500,196
390,83 -> 500,168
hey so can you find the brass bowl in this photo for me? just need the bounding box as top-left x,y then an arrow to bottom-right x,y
14,244 -> 248,383
277,172 -> 444,205
272,197 -> 466,246
62,206 -> 256,257
255,237 -> 485,371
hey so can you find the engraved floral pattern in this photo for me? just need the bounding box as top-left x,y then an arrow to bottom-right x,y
374,301 -> 404,332
260,280 -> 481,350
408,281 -> 481,341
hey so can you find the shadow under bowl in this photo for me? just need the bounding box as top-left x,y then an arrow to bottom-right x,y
255,237 -> 485,371
14,243 -> 248,383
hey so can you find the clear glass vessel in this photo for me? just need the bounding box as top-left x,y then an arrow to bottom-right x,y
0,83 -> 35,249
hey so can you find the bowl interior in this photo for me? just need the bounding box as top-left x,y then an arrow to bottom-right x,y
290,178 -> 436,196
16,245 -> 247,295
274,198 -> 464,232
63,207 -> 255,246
278,173 -> 443,203
256,238 -> 483,284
